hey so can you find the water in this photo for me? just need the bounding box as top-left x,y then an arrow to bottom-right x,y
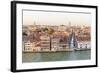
22,50 -> 91,63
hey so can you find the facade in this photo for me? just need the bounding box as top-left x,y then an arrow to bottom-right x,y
78,41 -> 91,50
59,43 -> 68,50
33,47 -> 41,51
40,35 -> 50,51
23,41 -> 41,52
51,38 -> 60,51
23,41 -> 34,52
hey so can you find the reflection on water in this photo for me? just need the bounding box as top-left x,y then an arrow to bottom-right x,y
22,50 -> 91,63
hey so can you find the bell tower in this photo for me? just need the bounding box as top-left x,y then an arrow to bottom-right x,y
68,29 -> 78,49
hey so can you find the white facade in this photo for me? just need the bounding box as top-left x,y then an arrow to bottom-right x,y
34,47 -> 41,51
40,35 -> 50,51
51,38 -> 59,51
78,41 -> 91,49
24,41 -> 34,52
23,41 -> 41,52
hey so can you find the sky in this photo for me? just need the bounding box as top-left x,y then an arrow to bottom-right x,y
23,10 -> 91,26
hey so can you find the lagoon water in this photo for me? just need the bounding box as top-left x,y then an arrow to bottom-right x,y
22,50 -> 91,63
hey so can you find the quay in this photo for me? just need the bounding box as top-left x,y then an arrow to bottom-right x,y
23,48 -> 91,53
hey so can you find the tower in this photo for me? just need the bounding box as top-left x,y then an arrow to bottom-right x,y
68,29 -> 78,49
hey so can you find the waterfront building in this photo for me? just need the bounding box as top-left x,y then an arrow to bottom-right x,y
78,41 -> 91,49
23,41 -> 34,52
23,41 -> 41,52
33,46 -> 41,51
59,37 -> 69,50
51,38 -> 60,51
77,35 -> 91,50
76,27 -> 91,50
59,43 -> 68,50
40,35 -> 50,51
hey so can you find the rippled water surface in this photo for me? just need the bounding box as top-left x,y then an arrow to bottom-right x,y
22,50 -> 91,63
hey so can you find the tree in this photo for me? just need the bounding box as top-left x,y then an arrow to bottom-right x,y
43,27 -> 54,50
22,32 -> 27,36
47,28 -> 54,50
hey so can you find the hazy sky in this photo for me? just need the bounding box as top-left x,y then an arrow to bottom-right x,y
23,10 -> 91,26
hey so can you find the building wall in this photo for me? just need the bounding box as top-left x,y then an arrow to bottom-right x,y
40,35 -> 50,51
24,41 -> 34,51
51,38 -> 59,51
78,41 -> 91,49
